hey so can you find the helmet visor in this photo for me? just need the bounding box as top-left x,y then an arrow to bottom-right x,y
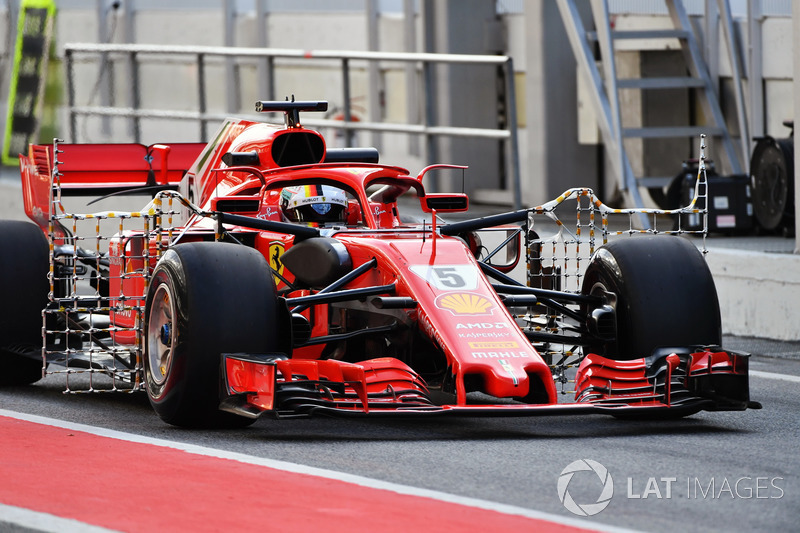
288,203 -> 346,224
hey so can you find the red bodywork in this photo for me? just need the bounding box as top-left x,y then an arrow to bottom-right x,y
19,106 -> 755,419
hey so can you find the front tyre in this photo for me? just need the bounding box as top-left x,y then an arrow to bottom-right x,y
581,235 -> 721,360
144,242 -> 283,428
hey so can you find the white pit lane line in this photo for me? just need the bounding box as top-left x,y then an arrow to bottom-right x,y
0,409 -> 641,533
749,370 -> 800,383
0,503 -> 119,533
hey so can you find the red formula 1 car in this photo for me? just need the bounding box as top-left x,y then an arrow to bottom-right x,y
2,100 -> 759,427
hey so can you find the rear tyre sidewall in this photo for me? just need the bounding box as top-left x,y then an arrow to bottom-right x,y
0,221 -> 49,385
582,236 -> 721,360
144,242 -> 281,427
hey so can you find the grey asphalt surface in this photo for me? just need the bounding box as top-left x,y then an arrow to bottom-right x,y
0,339 -> 797,533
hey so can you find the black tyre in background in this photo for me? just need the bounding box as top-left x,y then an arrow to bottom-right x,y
0,220 -> 49,385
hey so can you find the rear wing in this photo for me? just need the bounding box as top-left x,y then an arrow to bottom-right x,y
19,142 -> 205,230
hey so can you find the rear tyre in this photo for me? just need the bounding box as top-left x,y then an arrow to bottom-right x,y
0,220 -> 48,385
581,235 -> 721,360
144,242 -> 283,428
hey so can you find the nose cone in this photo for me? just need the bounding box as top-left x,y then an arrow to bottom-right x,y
481,360 -> 531,398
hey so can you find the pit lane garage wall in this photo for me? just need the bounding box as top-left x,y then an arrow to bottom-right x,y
2,2 -> 795,211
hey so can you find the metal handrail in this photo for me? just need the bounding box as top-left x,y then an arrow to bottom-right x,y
63,43 -> 523,209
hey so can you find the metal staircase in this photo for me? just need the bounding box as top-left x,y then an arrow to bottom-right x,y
556,0 -> 747,209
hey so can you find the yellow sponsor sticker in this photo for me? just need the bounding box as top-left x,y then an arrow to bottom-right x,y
468,341 -> 519,349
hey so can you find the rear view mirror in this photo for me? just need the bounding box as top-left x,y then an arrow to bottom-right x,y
222,151 -> 260,167
421,193 -> 469,213
482,228 -> 521,273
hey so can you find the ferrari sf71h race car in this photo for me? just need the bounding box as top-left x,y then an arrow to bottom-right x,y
3,100 -> 759,427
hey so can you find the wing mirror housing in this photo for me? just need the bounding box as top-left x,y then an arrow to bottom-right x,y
222,151 -> 260,167
421,193 -> 469,213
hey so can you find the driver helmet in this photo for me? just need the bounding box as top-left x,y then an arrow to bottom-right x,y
280,184 -> 348,225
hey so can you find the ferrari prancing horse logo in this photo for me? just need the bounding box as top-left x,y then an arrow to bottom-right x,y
268,242 -> 285,282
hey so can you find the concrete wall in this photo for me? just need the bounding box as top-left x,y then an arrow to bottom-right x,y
706,248 -> 800,341
423,0 -> 502,195
0,4 -> 796,214
794,0 -> 800,253
524,1 -> 600,206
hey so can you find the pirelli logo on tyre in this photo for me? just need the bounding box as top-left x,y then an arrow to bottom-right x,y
435,292 -> 494,316
468,341 -> 519,349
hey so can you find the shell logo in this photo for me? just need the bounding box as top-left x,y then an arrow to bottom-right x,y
436,292 -> 494,316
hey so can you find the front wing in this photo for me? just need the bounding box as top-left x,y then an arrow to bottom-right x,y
220,348 -> 759,419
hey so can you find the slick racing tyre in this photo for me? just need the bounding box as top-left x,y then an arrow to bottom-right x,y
144,242 -> 283,428
581,235 -> 721,360
0,220 -> 49,385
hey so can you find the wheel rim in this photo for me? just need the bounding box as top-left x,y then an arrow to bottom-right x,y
147,283 -> 176,386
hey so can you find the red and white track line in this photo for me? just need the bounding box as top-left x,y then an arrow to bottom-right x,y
0,409 -> 637,533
